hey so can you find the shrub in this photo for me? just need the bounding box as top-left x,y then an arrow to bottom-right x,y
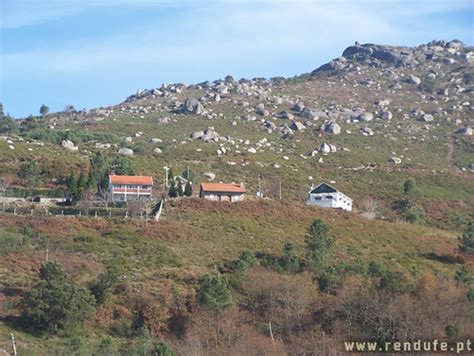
90,266 -> 119,304
197,275 -> 233,316
154,341 -> 175,356
459,222 -> 474,254
17,161 -> 42,187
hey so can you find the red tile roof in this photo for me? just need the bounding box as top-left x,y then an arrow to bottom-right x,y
200,183 -> 246,193
109,175 -> 153,185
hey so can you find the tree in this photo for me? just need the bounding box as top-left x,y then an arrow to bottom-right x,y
197,275 -> 233,344
17,161 -> 42,188
177,181 -> 184,197
67,171 -> 79,200
184,181 -> 193,197
167,167 -> 174,182
459,222 -> 474,254
21,261 -> 95,332
40,104 -> 50,116
112,156 -> 134,175
77,170 -> 87,198
401,178 -> 424,224
305,219 -> 334,275
0,115 -> 18,133
182,167 -> 194,181
224,75 -> 235,83
90,152 -> 108,196
168,181 -> 178,198
90,266 -> 119,304
280,242 -> 301,274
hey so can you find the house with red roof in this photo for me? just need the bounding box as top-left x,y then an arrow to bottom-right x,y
109,175 -> 153,202
199,182 -> 246,202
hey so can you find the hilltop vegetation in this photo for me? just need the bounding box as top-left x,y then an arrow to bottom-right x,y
0,39 -> 473,354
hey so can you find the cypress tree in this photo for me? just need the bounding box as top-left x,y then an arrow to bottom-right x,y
168,181 -> 178,198
177,181 -> 184,197
184,181 -> 193,197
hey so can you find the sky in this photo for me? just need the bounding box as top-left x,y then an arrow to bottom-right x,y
1,0 -> 473,118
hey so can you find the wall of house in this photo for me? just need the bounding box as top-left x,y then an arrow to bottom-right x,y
201,191 -> 244,202
307,192 -> 352,211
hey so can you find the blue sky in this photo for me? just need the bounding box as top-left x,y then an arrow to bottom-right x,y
1,0 -> 473,118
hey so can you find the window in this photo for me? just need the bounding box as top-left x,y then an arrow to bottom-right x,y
325,195 -> 333,199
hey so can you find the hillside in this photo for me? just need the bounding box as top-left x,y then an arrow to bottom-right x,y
0,39 -> 473,354
0,199 -> 471,354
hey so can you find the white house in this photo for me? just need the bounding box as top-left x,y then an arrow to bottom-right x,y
307,182 -> 353,211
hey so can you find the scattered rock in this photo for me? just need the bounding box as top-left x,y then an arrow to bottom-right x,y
406,75 -> 421,85
181,98 -> 205,115
290,121 -> 306,131
118,147 -> 134,156
203,172 -> 216,181
61,139 -> 79,152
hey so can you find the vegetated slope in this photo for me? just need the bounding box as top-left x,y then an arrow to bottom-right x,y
0,199 -> 469,353
0,39 -> 473,353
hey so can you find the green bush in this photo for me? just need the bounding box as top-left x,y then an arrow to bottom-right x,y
21,261 -> 96,332
459,222 -> 474,254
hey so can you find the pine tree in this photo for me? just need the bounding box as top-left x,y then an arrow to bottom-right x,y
196,275 -> 233,344
167,168 -> 174,182
305,219 -> 334,276
86,169 -> 97,191
112,156 -> 134,175
177,181 -> 184,196
168,181 -> 178,198
184,181 -> 193,197
77,171 -> 87,198
22,261 -> 95,332
182,167 -> 194,181
68,171 -> 79,199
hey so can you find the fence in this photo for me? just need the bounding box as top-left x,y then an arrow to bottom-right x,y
0,204 -> 156,221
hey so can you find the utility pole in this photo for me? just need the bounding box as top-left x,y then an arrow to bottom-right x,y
257,174 -> 261,198
263,322 -> 275,349
11,333 -> 17,356
163,166 -> 169,189
279,181 -> 282,201
45,247 -> 49,262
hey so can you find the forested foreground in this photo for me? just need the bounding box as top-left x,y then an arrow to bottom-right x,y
1,207 -> 473,355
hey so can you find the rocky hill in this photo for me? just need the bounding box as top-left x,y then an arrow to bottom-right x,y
2,39 -> 473,228
0,39 -> 473,355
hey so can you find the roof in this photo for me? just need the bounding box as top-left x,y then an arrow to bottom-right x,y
109,175 -> 153,185
200,183 -> 246,193
309,182 -> 352,201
